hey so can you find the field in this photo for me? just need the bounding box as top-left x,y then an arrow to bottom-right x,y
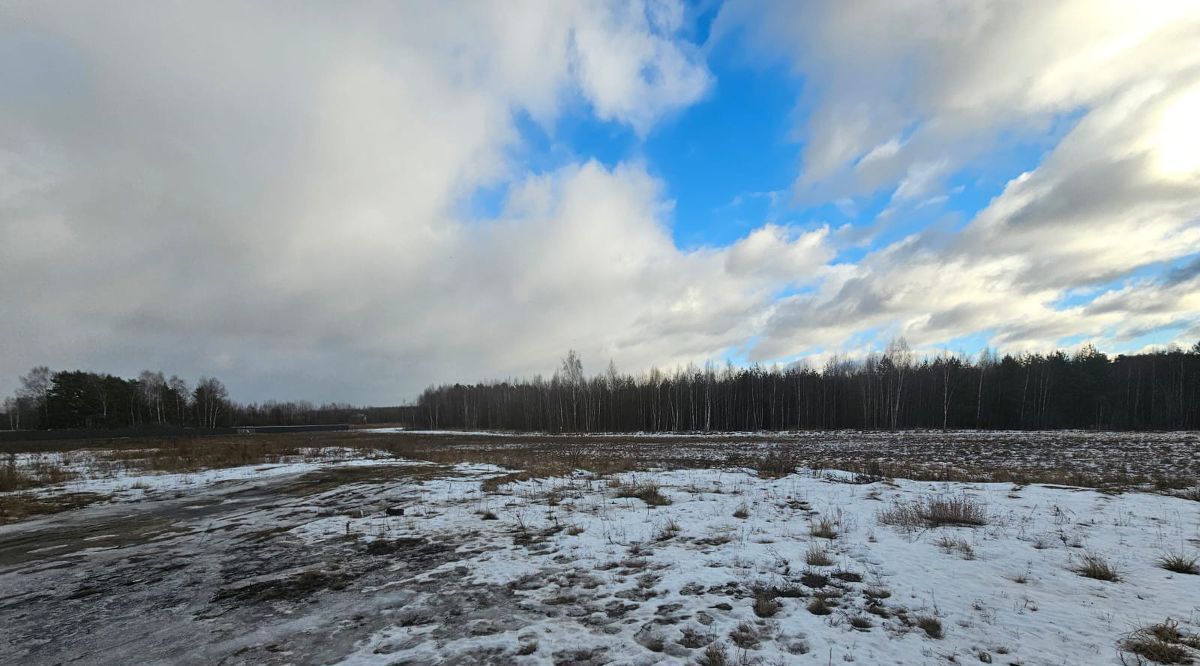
1,430 -> 1199,665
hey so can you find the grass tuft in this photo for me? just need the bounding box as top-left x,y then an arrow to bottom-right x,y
807,597 -> 833,615
916,615 -> 944,639
1074,553 -> 1121,581
616,481 -> 671,506
879,494 -> 988,529
805,543 -> 834,566
1159,552 -> 1200,575
752,590 -> 780,618
1121,619 -> 1200,664
697,641 -> 729,666
811,517 -> 838,539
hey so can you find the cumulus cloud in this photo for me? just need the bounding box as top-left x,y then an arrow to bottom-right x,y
0,0 -> 824,402
3,1 -> 1198,404
718,0 -> 1200,360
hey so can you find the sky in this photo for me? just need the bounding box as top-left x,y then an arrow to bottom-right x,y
2,1 -> 1199,405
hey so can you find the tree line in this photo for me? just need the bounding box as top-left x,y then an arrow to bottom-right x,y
415,342 -> 1200,432
0,367 -> 405,431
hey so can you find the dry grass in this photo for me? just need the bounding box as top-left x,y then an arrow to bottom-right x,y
754,448 -> 801,478
0,460 -> 78,492
916,615 -> 944,639
1177,487 -> 1200,502
752,590 -> 780,618
811,517 -> 838,539
1074,553 -> 1121,581
934,534 -> 976,559
0,492 -> 107,525
0,463 -> 38,492
1121,619 -> 1200,664
697,642 -> 729,666
732,502 -> 750,519
878,495 -> 988,529
807,597 -> 833,615
1158,552 -> 1200,575
805,543 -> 834,566
615,481 -> 671,506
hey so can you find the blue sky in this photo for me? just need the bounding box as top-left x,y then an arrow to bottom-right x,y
1,1 -> 1198,402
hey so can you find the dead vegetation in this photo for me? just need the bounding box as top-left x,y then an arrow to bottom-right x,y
0,459 -> 77,492
878,494 -> 988,529
1074,553 -> 1121,582
915,615 -> 944,639
1158,552 -> 1199,575
696,642 -> 729,666
0,492 -> 107,525
805,543 -> 833,566
615,480 -> 671,506
1120,619 -> 1200,664
810,517 -> 838,539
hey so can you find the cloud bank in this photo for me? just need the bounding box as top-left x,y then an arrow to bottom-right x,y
2,1 -> 1198,403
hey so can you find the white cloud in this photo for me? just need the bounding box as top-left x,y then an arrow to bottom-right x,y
718,0 -> 1200,361
0,0 -> 817,402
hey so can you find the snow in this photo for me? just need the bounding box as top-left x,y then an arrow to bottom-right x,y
279,466 -> 1200,664
3,435 -> 1198,664
1,447 -> 418,507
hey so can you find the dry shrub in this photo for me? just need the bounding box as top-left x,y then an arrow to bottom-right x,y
879,495 -> 987,529
732,503 -> 750,519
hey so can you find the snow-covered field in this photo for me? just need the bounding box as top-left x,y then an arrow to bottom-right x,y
320,467 -> 1200,665
1,433 -> 1198,665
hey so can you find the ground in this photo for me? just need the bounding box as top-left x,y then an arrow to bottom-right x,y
1,430 -> 1198,665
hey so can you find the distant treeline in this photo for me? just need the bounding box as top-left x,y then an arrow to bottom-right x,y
1,368 -> 409,431
416,342 -> 1200,432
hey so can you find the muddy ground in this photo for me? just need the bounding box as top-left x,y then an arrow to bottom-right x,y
0,464 -> 490,665
1,430 -> 1198,665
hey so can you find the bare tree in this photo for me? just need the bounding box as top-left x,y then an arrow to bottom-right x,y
18,366 -> 51,426
193,376 -> 229,428
137,370 -> 167,424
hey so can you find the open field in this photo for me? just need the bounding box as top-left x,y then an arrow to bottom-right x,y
1,430 -> 1198,665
